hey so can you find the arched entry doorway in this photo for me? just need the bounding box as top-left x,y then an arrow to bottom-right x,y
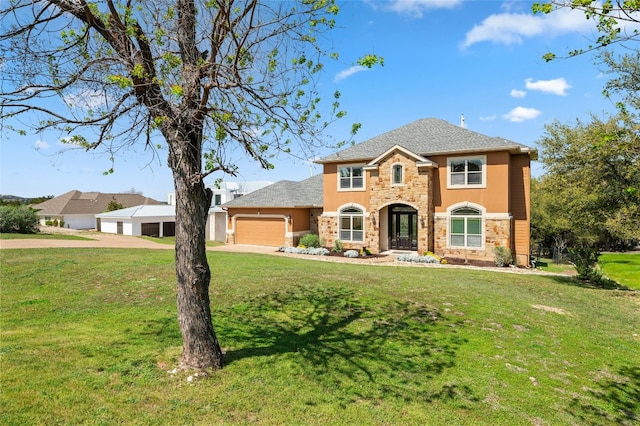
388,204 -> 418,251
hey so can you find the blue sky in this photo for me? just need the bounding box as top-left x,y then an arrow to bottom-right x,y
0,0 -> 625,201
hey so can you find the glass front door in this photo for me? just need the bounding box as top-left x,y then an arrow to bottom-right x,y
389,205 -> 417,250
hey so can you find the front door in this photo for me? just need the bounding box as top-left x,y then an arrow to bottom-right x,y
389,205 -> 418,251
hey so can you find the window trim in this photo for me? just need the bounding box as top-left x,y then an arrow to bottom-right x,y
337,164 -> 366,192
338,206 -> 365,243
446,203 -> 485,250
447,155 -> 487,189
391,163 -> 404,186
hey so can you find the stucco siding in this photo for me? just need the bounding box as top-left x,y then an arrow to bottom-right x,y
322,164 -> 370,212
432,152 -> 510,213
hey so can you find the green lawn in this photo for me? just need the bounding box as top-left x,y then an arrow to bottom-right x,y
0,232 -> 94,240
1,249 -> 638,425
599,253 -> 640,290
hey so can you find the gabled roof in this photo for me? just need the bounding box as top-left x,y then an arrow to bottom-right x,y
31,190 -> 164,215
222,174 -> 323,208
364,144 -> 438,170
317,117 -> 536,164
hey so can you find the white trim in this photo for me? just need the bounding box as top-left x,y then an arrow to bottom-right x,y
366,144 -> 437,167
435,212 -> 511,220
391,163 -> 404,186
443,202 -> 487,250
337,164 -> 366,192
446,201 -> 486,215
338,204 -> 366,243
447,155 -> 487,189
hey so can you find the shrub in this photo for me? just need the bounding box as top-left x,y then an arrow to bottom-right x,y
0,205 -> 39,234
343,250 -> 359,258
299,233 -> 321,248
332,240 -> 344,253
569,247 -> 603,283
423,251 -> 447,264
493,246 -> 513,267
278,246 -> 329,256
396,254 -> 440,264
52,219 -> 59,227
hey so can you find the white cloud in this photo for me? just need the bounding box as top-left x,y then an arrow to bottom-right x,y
34,140 -> 49,150
510,89 -> 527,98
334,65 -> 367,83
502,106 -> 541,122
374,0 -> 462,18
525,77 -> 571,96
63,89 -> 109,110
461,7 -> 593,48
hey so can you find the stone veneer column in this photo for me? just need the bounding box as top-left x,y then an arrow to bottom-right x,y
367,152 -> 434,254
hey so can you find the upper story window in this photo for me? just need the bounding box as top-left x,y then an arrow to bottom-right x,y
447,155 -> 486,188
392,164 -> 403,185
339,165 -> 364,190
214,194 -> 222,206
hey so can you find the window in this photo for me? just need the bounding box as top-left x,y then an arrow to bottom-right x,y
214,194 -> 222,206
450,207 -> 482,248
392,164 -> 403,185
339,207 -> 364,242
448,156 -> 486,188
339,165 -> 364,190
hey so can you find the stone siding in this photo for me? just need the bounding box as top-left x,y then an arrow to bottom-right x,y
434,217 -> 511,262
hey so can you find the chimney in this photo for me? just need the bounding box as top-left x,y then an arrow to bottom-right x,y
460,114 -> 465,128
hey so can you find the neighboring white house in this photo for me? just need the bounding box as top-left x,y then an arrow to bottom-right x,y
166,180 -> 274,207
95,204 -> 227,241
31,190 -> 164,230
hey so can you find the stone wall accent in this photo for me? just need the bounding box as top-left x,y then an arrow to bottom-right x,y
368,152 -> 434,254
434,216 -> 511,262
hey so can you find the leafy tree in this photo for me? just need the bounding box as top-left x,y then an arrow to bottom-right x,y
0,205 -> 39,234
105,200 -> 126,212
0,0 -> 381,370
532,1 -> 640,61
535,114 -> 640,248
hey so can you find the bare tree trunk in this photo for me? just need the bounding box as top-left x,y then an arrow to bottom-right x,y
171,131 -> 224,370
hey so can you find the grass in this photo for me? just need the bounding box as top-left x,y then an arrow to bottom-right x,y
139,235 -> 225,248
599,253 -> 640,290
1,249 -> 639,425
0,232 -> 94,241
533,257 -> 575,275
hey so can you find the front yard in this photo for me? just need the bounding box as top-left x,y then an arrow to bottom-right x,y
1,248 -> 638,425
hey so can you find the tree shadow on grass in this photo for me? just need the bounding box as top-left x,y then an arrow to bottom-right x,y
215,285 -> 469,404
566,365 -> 639,425
548,275 -> 633,291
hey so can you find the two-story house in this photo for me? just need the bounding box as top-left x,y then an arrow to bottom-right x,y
223,118 -> 536,265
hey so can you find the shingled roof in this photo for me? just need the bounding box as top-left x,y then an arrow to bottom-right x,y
31,190 -> 164,215
317,117 -> 535,163
222,174 -> 323,208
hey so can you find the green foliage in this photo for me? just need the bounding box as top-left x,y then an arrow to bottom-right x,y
105,201 -> 126,212
532,1 -> 640,60
493,246 -> 513,267
569,247 -> 604,284
332,239 -> 343,252
299,233 -> 321,248
0,205 -> 39,234
533,114 -> 640,248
